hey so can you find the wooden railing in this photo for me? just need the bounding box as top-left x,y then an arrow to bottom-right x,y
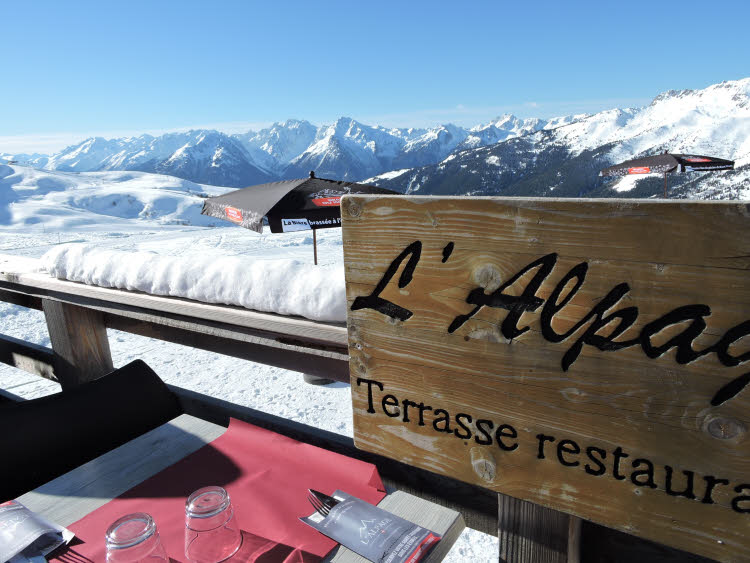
0,254 -> 349,387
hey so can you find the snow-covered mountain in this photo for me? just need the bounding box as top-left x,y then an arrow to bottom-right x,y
459,114 -> 583,150
1,152 -> 49,168
282,117 -> 418,180
370,78 -> 750,200
0,164 -> 233,231
41,130 -> 274,188
391,123 -> 469,170
233,119 -> 317,174
10,77 -> 749,198
145,131 -> 274,187
26,116 -> 553,186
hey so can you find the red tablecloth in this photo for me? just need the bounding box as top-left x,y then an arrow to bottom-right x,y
52,418 -> 386,562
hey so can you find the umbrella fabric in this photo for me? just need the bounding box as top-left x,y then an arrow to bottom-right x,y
600,154 -> 734,177
201,177 -> 398,234
677,154 -> 735,172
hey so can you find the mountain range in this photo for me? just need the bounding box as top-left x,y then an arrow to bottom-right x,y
3,78 -> 748,199
1,115 -> 582,186
369,79 -> 750,199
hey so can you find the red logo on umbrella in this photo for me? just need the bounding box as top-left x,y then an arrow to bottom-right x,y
225,206 -> 243,223
628,166 -> 651,174
312,197 -> 341,207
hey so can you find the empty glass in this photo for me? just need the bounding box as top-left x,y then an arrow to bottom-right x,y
184,486 -> 242,562
105,512 -> 168,562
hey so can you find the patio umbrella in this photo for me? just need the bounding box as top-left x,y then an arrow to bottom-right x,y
599,152 -> 734,197
201,172 -> 398,264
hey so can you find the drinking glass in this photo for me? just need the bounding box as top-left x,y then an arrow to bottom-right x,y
105,512 -> 168,562
184,486 -> 242,563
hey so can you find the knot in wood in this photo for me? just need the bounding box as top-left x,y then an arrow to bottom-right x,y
470,447 -> 497,483
347,201 -> 361,218
473,264 -> 502,293
705,416 -> 745,441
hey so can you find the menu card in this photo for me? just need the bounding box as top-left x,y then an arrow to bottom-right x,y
301,491 -> 441,563
0,500 -> 74,562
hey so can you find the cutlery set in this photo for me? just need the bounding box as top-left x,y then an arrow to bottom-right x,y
301,489 -> 442,563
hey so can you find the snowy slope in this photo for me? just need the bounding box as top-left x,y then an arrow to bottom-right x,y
151,130 -> 274,187
0,165 -> 233,231
393,123 -> 470,169
0,141 -> 514,562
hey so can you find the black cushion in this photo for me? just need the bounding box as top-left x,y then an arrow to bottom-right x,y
0,359 -> 182,501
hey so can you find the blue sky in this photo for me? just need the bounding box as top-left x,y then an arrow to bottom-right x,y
1,0 -> 748,153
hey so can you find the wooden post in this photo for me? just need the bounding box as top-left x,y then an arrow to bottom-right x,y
663,172 -> 667,197
313,228 -> 318,265
567,515 -> 581,563
42,299 -> 113,389
498,493 -> 573,563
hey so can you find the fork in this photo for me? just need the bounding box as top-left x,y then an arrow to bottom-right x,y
308,490 -> 331,517
311,489 -> 340,511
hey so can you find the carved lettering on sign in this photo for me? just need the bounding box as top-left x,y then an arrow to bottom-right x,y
355,376 -> 750,514
352,242 -> 750,406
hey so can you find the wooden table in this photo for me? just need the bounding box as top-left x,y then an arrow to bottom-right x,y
17,414 -> 465,562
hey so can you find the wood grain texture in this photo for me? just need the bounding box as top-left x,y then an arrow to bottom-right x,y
107,314 -> 349,381
498,493 -> 569,563
342,196 -> 750,563
0,284 -> 348,381
567,515 -> 581,563
42,299 -> 113,387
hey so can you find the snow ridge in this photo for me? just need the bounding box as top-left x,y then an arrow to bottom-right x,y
41,244 -> 346,322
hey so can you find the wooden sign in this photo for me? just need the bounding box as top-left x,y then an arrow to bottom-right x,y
342,196 -> 750,562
